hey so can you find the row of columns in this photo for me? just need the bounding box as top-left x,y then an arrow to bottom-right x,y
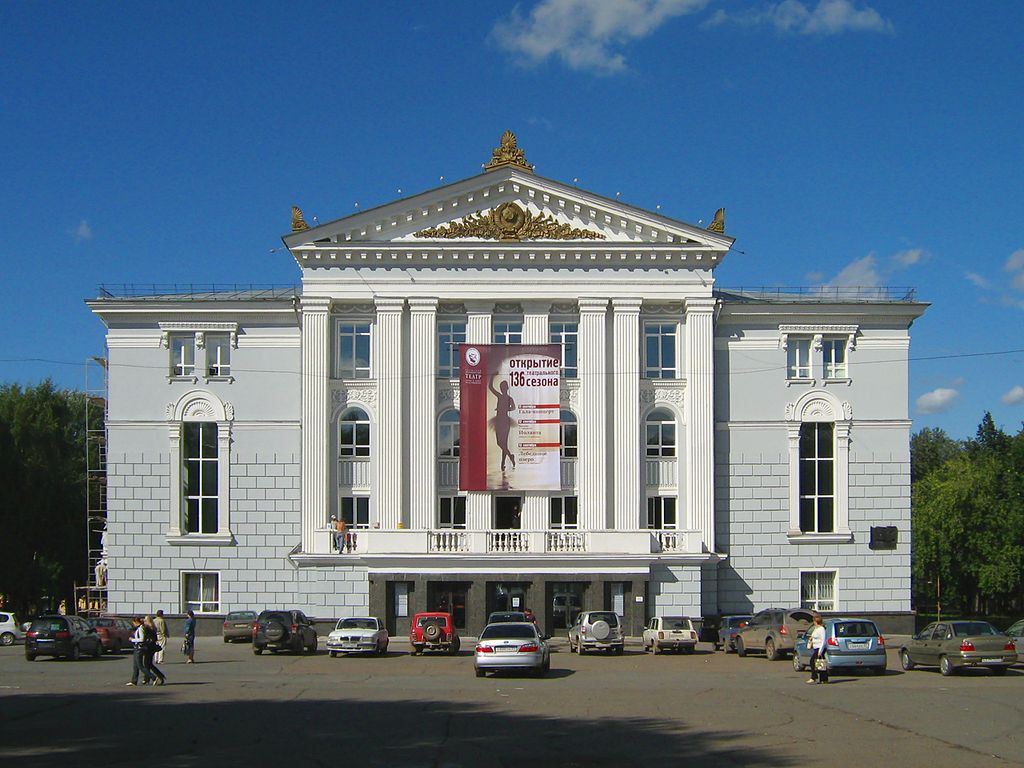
300,295 -> 718,553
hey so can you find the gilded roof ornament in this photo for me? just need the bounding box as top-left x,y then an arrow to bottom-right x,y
415,202 -> 605,242
706,208 -> 725,234
484,131 -> 534,173
291,206 -> 310,232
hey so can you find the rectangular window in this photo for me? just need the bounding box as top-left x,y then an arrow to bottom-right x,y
337,322 -> 371,379
550,496 -> 579,529
799,422 -> 835,533
438,496 -> 467,529
394,582 -> 409,618
341,496 -> 370,528
801,571 -> 836,611
493,321 -> 523,345
550,321 -> 578,379
170,334 -> 196,377
787,338 -> 812,379
183,422 -> 218,534
206,333 -> 231,377
643,322 -> 677,379
647,496 -> 677,529
182,572 -> 219,614
823,338 -> 847,379
438,321 -> 466,378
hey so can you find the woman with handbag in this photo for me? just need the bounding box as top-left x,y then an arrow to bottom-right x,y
142,615 -> 166,685
806,614 -> 829,685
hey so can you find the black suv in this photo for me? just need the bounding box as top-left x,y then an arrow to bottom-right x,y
253,610 -> 318,655
25,615 -> 103,661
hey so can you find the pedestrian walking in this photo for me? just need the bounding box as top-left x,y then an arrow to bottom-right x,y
126,617 -> 152,686
143,615 -> 166,685
806,614 -> 829,685
153,609 -> 168,664
182,609 -> 196,663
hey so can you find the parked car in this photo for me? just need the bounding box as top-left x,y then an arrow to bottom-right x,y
0,612 -> 23,646
252,609 -> 318,655
793,618 -> 886,675
716,615 -> 752,652
568,611 -> 624,655
475,622 -> 550,678
327,617 -> 389,656
1004,619 -> 1024,663
87,616 -> 134,654
25,615 -> 102,661
410,612 -> 461,655
487,611 -> 528,625
222,610 -> 258,643
643,616 -> 699,654
899,620 -> 1016,676
735,608 -> 815,660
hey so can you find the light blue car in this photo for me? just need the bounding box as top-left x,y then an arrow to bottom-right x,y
793,618 -> 887,675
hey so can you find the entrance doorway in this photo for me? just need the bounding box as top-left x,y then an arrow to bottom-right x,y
427,581 -> 470,630
494,496 -> 522,529
547,581 -> 587,630
489,582 -> 529,615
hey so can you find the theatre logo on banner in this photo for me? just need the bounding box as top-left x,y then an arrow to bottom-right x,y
459,344 -> 561,491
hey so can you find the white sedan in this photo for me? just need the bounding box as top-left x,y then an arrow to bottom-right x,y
643,616 -> 699,654
327,617 -> 389,656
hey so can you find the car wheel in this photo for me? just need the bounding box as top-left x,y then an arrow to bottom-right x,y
793,653 -> 804,672
992,666 -> 1009,677
736,638 -> 746,657
652,642 -> 660,655
685,645 -> 695,654
900,649 -> 915,670
70,644 -> 81,661
264,621 -> 286,643
872,665 -> 886,676
92,642 -> 102,658
765,638 -> 779,661
0,632 -> 15,646
253,646 -> 263,655
329,651 -> 337,658
413,645 -> 423,655
725,641 -> 736,654
475,667 -> 485,678
451,637 -> 461,655
576,639 -> 585,655
940,655 -> 956,676
614,645 -> 624,656
26,653 -> 36,662
223,636 -> 229,644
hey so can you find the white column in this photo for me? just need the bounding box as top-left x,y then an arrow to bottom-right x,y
578,298 -> 608,530
522,301 -> 550,530
409,298 -> 438,530
612,298 -> 642,530
684,297 -> 716,552
300,297 -> 331,551
374,297 -> 405,529
465,302 -> 492,531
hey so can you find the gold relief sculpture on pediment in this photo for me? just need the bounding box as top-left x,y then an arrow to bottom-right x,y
415,202 -> 606,242
484,131 -> 534,172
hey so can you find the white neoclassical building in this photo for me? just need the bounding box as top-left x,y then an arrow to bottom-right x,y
89,134 -> 926,635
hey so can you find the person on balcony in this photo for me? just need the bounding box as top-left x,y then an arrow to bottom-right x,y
331,514 -> 348,553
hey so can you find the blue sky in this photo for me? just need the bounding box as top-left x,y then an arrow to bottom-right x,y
1,1 -> 1021,439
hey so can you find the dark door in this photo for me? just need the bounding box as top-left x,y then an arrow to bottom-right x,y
494,496 -> 522,529
428,581 -> 471,630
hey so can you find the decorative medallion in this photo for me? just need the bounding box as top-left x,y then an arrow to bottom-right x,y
706,208 -> 725,234
291,206 -> 310,232
484,131 -> 534,173
415,202 -> 605,242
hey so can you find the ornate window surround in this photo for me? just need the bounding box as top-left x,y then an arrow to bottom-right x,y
165,390 -> 234,545
779,324 -> 858,386
785,390 -> 853,543
160,322 -> 239,384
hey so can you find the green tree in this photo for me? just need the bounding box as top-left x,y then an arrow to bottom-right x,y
910,426 -> 963,484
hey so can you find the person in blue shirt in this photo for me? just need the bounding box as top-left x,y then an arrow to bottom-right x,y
183,610 -> 196,663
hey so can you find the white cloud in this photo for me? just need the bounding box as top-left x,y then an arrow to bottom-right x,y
891,248 -> 924,268
1005,248 -> 1024,274
825,254 -> 881,287
491,0 -> 709,74
1002,385 -> 1024,406
704,0 -> 893,35
72,219 -> 93,243
916,388 -> 959,415
804,271 -> 825,283
965,272 -> 992,290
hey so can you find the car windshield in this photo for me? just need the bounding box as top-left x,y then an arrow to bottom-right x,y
260,612 -> 290,623
481,624 -> 537,640
663,618 -> 692,630
417,616 -> 447,627
489,612 -> 526,623
338,619 -> 377,630
952,621 -> 999,637
228,611 -> 257,620
725,617 -> 751,628
587,612 -> 619,626
89,618 -> 115,628
31,619 -> 67,631
834,622 -> 878,637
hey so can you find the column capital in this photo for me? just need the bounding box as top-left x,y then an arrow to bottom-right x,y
612,297 -> 643,313
408,297 -> 439,312
684,297 -> 718,314
301,296 -> 331,313
521,300 -> 552,315
578,297 -> 609,313
374,297 -> 406,313
464,300 -> 494,315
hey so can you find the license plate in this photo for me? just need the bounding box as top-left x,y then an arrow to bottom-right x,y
982,658 -> 1003,663
848,641 -> 868,648
496,645 -> 517,655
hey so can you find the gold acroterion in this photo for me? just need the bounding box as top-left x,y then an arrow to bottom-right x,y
484,131 -> 534,173
706,208 -> 725,233
291,206 -> 310,232
415,202 -> 604,242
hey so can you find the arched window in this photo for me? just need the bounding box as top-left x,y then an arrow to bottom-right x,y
438,410 -> 460,458
339,407 -> 371,457
560,410 -> 577,458
645,408 -> 676,457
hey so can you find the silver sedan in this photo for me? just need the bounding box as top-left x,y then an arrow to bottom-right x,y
474,622 -> 550,678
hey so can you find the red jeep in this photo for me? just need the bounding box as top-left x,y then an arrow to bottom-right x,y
410,612 -> 461,655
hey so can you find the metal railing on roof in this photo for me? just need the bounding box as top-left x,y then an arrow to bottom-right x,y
716,286 -> 917,303
96,284 -> 299,300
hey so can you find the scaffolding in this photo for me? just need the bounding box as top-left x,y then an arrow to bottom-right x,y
76,356 -> 108,616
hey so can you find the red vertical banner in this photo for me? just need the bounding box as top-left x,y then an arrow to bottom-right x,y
459,344 -> 561,491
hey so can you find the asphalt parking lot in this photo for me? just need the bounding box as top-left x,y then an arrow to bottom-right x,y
1,639 -> 1022,767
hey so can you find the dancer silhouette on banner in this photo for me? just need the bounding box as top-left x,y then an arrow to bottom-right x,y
488,373 -> 517,471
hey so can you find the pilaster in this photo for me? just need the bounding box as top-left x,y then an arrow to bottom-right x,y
465,302 -> 492,530
300,297 -> 331,550
612,298 -> 642,529
684,297 -> 716,552
522,301 -> 550,530
375,297 -> 405,529
409,298 -> 438,530
578,298 -> 608,530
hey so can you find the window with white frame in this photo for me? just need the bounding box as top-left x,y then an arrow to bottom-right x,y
647,496 -> 677,529
170,333 -> 196,377
336,322 -> 371,379
183,422 -> 218,534
801,571 -> 836,611
438,409 -> 460,458
339,407 -> 371,457
643,322 -> 677,379
787,337 -> 812,379
438,321 -> 466,378
438,495 -> 466,529
341,496 -> 370,528
822,338 -> 847,379
799,422 -> 834,533
550,321 -> 578,379
493,321 -> 523,345
206,333 -> 231,377
645,408 -> 676,457
550,496 -> 579,529
560,410 -> 577,458
182,572 -> 220,614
